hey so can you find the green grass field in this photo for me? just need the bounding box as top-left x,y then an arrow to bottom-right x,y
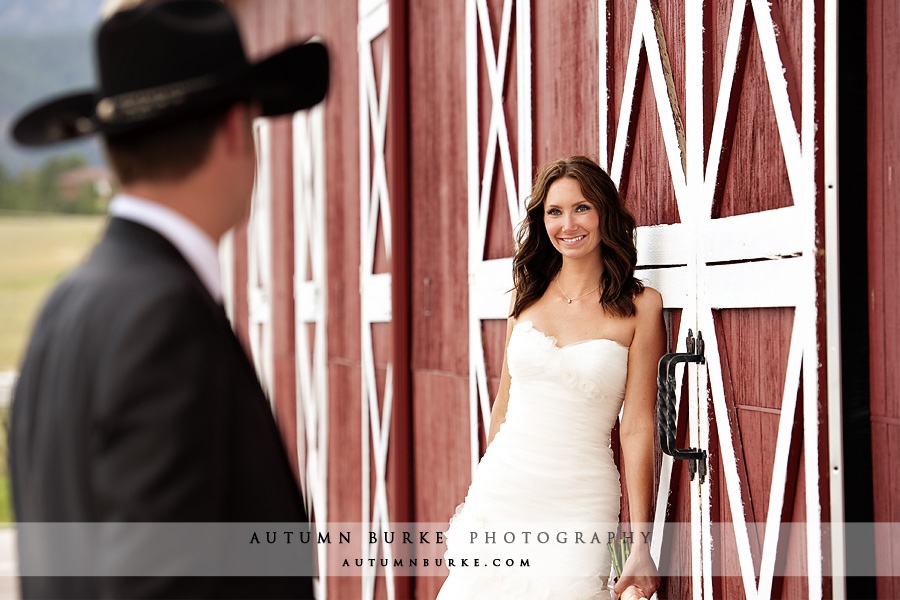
0,211 -> 106,370
0,400 -> 9,522
0,211 -> 105,523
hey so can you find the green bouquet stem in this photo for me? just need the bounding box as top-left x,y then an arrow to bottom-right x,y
606,536 -> 632,580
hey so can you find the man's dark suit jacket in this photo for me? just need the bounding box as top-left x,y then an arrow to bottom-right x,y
10,218 -> 312,599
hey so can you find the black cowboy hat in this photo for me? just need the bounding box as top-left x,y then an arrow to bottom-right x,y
11,0 -> 329,146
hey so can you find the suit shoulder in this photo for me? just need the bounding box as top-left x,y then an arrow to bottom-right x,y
34,240 -> 212,350
56,255 -> 195,313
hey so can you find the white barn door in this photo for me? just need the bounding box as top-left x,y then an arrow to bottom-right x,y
599,1 -> 841,598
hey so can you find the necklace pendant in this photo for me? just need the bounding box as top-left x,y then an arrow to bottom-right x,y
567,299 -> 572,304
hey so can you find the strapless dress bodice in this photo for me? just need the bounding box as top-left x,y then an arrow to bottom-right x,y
501,320 -> 628,452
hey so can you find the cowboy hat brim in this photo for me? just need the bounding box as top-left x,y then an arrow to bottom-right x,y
10,40 -> 329,147
11,91 -> 98,146
253,41 -> 329,118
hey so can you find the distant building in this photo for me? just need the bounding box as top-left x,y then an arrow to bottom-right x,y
57,165 -> 113,203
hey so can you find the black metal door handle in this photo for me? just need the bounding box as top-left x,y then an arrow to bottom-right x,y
656,329 -> 708,483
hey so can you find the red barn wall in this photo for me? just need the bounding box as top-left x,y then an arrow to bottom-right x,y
223,1 -> 856,598
868,0 -> 900,597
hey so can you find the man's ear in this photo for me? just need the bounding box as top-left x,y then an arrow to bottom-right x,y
219,103 -> 254,156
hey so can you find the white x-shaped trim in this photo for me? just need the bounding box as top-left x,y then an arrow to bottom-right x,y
359,2 -> 395,598
248,119 -> 275,406
466,0 -> 531,477
293,106 -> 329,599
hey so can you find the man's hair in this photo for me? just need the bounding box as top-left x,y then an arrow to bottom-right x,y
102,107 -> 231,186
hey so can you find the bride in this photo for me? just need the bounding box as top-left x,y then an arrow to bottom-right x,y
437,156 -> 663,599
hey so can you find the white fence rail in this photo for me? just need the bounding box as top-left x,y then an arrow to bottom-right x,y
0,372 -> 16,410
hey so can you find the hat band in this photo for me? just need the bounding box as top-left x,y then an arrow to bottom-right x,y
95,72 -> 224,125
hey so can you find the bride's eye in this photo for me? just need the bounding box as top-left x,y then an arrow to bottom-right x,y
575,204 -> 590,212
546,208 -> 561,216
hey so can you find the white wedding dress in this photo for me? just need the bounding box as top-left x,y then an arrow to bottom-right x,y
437,320 -> 629,599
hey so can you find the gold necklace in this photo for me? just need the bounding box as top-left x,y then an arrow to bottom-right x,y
556,279 -> 600,304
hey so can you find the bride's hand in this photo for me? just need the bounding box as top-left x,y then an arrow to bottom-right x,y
612,545 -> 660,599
617,585 -> 649,600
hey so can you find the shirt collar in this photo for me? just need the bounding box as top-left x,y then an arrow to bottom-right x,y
109,194 -> 223,303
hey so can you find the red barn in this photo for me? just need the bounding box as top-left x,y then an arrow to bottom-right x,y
219,1 -> 890,598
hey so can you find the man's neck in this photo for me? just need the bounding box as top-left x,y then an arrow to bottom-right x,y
121,180 -> 222,241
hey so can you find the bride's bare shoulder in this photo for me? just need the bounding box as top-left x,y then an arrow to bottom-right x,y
630,287 -> 664,348
633,286 -> 663,316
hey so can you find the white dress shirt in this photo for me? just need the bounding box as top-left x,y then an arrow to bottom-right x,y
109,194 -> 223,303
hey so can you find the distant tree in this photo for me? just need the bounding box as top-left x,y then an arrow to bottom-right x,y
64,181 -> 104,214
37,154 -> 87,211
0,163 -> 10,209
0,162 -> 29,211
0,153 -> 106,214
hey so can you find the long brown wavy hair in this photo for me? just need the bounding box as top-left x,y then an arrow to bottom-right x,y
511,155 -> 643,318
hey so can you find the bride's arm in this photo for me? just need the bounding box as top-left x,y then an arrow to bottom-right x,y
615,287 -> 665,598
487,314 -> 517,447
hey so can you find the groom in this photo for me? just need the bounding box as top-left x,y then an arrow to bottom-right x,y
8,1 -> 327,598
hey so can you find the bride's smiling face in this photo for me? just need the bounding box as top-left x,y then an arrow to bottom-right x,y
543,177 -> 602,260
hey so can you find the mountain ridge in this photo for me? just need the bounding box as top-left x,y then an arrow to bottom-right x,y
0,0 -> 101,35
0,2 -> 101,170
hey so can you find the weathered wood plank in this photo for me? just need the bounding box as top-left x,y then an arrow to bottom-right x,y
869,0 -> 900,594
623,54 -> 681,226
867,0 -> 887,422
407,2 -> 471,598
532,0 -> 599,164
880,0 -> 900,421
326,361 -> 363,599
717,18 -> 794,218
